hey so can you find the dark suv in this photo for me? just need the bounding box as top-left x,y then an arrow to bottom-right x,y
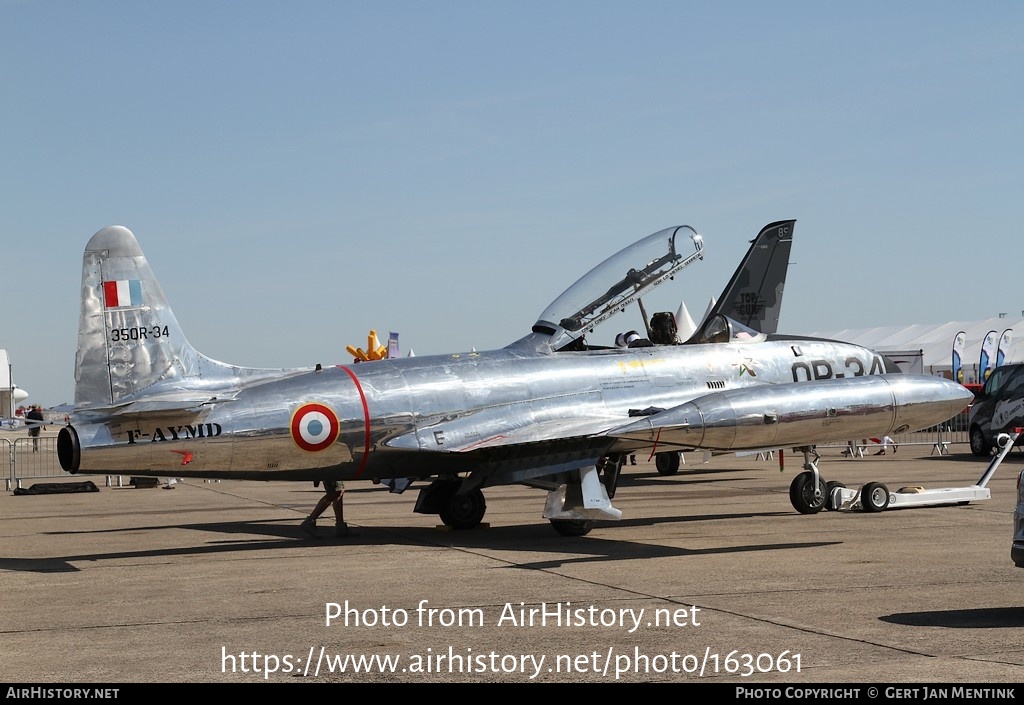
968,364 -> 1024,456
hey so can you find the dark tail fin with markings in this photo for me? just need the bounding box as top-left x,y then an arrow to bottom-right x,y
695,219 -> 794,336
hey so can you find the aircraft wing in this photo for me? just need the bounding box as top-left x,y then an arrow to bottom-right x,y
383,407 -> 627,453
381,410 -> 629,495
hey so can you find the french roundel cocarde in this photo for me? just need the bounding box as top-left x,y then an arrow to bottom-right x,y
290,403 -> 341,452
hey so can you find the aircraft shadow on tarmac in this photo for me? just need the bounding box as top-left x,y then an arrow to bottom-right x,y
881,607 -> 1024,628
616,470 -> 759,489
0,513 -> 839,574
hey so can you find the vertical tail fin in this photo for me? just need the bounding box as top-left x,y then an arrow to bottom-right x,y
75,226 -> 207,410
696,219 -> 795,335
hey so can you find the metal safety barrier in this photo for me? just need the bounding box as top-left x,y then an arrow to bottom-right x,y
821,409 -> 974,457
1,438 -> 10,491
5,436 -> 73,491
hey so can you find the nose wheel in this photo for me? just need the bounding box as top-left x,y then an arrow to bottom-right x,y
789,472 -> 828,514
789,447 -> 827,514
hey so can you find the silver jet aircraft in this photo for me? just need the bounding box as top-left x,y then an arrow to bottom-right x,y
57,221 -> 971,535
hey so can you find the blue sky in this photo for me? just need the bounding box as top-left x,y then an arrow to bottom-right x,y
3,1 -> 1022,406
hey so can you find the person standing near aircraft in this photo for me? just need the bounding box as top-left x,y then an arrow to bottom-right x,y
26,404 -> 44,452
301,481 -> 353,538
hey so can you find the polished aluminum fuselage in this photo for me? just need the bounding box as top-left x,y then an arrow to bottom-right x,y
63,224 -> 975,490
68,336 -> 887,482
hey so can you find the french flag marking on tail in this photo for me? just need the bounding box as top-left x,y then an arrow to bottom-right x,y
103,280 -> 142,308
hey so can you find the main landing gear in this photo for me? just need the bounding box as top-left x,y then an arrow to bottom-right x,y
439,487 -> 487,529
655,451 -> 681,476
414,480 -> 487,530
543,457 -> 623,536
549,519 -> 594,537
414,454 -> 626,535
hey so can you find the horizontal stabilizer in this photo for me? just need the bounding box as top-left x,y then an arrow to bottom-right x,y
102,394 -> 237,416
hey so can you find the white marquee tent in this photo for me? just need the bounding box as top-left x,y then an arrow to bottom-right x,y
1,349 -> 15,418
807,315 -> 1024,385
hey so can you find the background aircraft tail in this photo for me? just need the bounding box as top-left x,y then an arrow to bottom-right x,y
74,226 -> 257,412
693,219 -> 794,336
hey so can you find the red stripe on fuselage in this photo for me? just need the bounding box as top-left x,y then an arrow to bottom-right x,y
338,365 -> 372,478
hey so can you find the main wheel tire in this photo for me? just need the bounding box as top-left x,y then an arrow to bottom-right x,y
438,488 -> 486,530
860,481 -> 890,513
550,519 -> 593,537
655,452 -> 681,476
789,471 -> 827,514
824,480 -> 847,511
969,427 -> 991,457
